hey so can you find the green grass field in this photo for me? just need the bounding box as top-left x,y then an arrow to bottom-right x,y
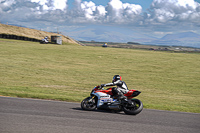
0,39 -> 200,113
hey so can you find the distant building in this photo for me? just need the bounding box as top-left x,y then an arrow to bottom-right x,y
51,36 -> 62,45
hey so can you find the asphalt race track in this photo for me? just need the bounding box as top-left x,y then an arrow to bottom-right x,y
0,96 -> 199,133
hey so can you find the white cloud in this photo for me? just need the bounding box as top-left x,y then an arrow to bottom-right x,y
96,5 -> 107,16
67,0 -> 142,23
31,0 -> 47,5
0,0 -> 142,24
0,0 -> 200,36
0,0 -> 15,5
146,0 -> 200,24
0,0 -> 16,13
81,1 -> 96,19
52,0 -> 67,10
30,0 -> 67,11
107,0 -> 123,18
106,0 -> 142,23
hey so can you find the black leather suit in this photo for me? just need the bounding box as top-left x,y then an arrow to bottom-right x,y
103,80 -> 129,97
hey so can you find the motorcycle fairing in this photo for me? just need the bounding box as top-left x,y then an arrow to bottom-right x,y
91,86 -> 141,108
82,85 -> 143,115
91,91 -> 113,108
124,90 -> 141,98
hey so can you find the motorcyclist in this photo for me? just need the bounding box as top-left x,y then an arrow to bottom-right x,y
101,75 -> 129,100
44,36 -> 48,43
41,36 -> 48,43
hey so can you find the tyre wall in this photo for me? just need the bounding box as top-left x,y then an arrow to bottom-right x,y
0,34 -> 40,42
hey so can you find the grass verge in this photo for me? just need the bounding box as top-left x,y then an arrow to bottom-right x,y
0,38 -> 199,113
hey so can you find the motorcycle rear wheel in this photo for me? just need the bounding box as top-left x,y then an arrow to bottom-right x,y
123,99 -> 143,115
81,97 -> 97,111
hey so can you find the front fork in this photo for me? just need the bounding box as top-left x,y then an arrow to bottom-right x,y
88,96 -> 96,104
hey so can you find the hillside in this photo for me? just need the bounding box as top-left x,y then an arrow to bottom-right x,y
146,32 -> 200,48
0,23 -> 78,44
161,32 -> 200,40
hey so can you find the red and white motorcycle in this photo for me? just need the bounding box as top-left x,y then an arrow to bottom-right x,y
81,85 -> 143,115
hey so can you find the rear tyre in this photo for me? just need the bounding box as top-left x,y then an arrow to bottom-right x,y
81,97 -> 97,111
123,99 -> 143,115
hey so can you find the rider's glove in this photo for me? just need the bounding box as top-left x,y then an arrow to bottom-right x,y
100,84 -> 105,88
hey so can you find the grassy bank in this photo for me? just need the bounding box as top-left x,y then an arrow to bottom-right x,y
0,23 -> 78,44
0,39 -> 199,113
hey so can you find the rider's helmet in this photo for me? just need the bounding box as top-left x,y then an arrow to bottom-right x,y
112,75 -> 122,83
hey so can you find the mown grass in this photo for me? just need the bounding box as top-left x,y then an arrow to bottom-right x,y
0,38 -> 199,113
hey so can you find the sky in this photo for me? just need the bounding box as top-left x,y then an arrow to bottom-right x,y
0,0 -> 200,45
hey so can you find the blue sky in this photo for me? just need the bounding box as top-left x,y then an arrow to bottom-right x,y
0,0 -> 200,46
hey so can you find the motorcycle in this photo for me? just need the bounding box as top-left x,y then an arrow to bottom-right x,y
40,38 -> 48,44
81,85 -> 143,115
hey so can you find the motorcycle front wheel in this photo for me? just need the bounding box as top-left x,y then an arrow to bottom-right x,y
81,97 -> 97,111
123,99 -> 143,115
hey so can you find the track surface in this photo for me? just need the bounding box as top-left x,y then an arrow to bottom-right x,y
0,96 -> 199,133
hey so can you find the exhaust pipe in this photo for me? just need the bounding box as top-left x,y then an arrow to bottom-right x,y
108,105 -> 120,110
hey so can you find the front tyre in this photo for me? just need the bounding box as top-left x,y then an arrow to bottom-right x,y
81,97 -> 97,111
123,99 -> 143,115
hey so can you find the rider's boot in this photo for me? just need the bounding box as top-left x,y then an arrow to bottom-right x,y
117,92 -> 127,101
